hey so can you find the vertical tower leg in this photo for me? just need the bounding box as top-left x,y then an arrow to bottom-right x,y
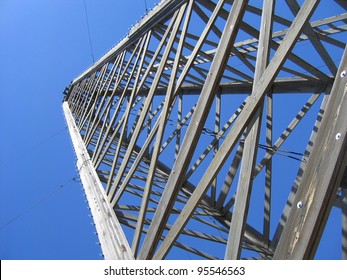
342,185 -> 347,260
274,47 -> 347,259
63,101 -> 134,260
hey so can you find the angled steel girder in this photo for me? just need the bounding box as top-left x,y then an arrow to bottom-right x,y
63,0 -> 347,260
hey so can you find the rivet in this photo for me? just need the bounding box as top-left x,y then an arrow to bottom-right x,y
297,201 -> 303,209
336,133 -> 341,140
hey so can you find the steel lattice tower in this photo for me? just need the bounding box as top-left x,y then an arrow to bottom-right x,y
62,0 -> 347,260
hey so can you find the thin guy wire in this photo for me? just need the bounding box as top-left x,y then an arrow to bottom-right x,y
83,0 -> 95,63
144,0 -> 148,13
0,176 -> 78,231
0,126 -> 68,171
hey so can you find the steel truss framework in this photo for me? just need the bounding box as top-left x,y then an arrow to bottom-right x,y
63,0 -> 347,260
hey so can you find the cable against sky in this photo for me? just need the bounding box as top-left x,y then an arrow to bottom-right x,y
83,0 -> 95,63
0,126 -> 68,171
0,175 -> 77,231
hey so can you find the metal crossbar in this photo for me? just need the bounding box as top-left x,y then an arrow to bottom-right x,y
63,0 -> 347,260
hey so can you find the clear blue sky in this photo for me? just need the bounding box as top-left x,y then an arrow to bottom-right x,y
0,0 -> 157,260
0,0 -> 344,260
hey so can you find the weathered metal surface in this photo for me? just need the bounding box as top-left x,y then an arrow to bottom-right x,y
63,0 -> 347,259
